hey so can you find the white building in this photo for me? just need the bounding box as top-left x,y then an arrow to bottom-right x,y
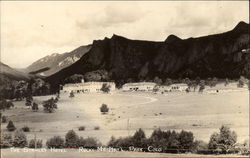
61,81 -> 116,93
171,83 -> 189,92
156,83 -> 188,92
122,82 -> 156,91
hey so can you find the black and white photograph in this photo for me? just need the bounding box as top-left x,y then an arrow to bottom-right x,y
0,1 -> 249,158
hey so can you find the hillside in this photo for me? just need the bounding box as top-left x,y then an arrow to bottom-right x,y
25,45 -> 91,76
0,62 -> 30,81
46,21 -> 250,89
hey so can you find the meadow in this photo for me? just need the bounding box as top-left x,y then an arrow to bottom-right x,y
1,87 -> 249,157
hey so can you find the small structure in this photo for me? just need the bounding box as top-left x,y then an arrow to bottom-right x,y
61,80 -> 116,93
122,82 -> 156,91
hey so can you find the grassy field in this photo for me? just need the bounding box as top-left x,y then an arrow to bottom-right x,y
1,88 -> 249,157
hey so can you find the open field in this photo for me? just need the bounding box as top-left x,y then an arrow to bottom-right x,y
1,88 -> 249,157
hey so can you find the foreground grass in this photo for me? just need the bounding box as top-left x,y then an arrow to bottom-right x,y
1,149 -> 249,158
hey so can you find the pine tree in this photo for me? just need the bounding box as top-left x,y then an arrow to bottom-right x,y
7,120 -> 16,131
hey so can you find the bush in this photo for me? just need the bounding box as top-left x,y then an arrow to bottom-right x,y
100,83 -> 111,93
65,130 -> 79,148
0,133 -> 13,148
0,100 -> 14,110
94,126 -> 100,130
13,130 -> 27,148
7,120 -> 16,131
100,104 -> 109,114
32,102 -> 39,112
69,91 -> 74,98
46,136 -> 64,148
43,97 -> 57,113
81,137 -> 100,149
29,139 -> 43,148
25,95 -> 33,108
192,140 -> 208,153
6,101 -> 14,109
77,137 -> 86,147
237,76 -> 246,88
78,126 -> 85,131
22,126 -> 30,132
2,115 -> 7,123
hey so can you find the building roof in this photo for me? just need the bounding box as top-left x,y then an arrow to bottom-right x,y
123,82 -> 156,87
64,81 -> 115,87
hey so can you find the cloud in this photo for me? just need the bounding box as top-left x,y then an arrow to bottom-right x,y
75,3 -> 145,30
1,1 -> 249,68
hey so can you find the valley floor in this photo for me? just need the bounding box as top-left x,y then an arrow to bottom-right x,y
1,88 -> 249,157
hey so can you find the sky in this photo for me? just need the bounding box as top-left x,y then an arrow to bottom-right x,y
1,1 -> 249,68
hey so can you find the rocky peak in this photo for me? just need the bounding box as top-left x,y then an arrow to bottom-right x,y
233,21 -> 249,32
165,34 -> 182,43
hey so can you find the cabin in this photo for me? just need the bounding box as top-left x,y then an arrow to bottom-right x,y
61,81 -> 116,93
122,82 -> 156,91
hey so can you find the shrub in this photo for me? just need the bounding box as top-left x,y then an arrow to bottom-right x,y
94,126 -> 100,130
13,130 -> 27,148
117,137 -> 135,148
78,126 -> 85,131
69,91 -> 74,98
32,102 -> 39,112
0,133 -> 13,148
25,95 -> 33,108
100,83 -> 111,93
237,76 -> 246,88
108,136 -> 134,149
46,136 -> 64,149
2,115 -> 7,123
77,137 -> 86,147
164,78 -> 172,86
28,139 -> 43,148
65,130 -> 79,148
0,100 -> 14,110
6,101 -> 14,109
22,126 -> 30,132
199,80 -> 205,92
192,140 -> 208,153
100,104 -> 109,114
7,120 -> 16,131
43,97 -> 57,113
82,137 -> 100,149
0,99 -> 8,110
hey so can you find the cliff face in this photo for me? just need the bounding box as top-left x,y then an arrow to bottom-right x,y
46,22 -> 250,87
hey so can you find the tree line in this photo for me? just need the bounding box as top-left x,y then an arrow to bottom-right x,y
1,125 -> 248,155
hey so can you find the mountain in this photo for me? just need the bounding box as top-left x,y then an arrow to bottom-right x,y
25,45 -> 91,76
0,62 -> 30,81
46,21 -> 250,89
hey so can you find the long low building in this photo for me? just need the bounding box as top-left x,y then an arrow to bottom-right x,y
61,81 -> 116,93
156,83 -> 189,92
122,82 -> 156,91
